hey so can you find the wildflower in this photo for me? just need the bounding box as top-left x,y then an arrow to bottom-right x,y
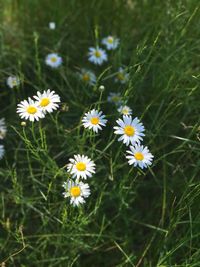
67,154 -> 95,180
126,144 -> 154,169
88,47 -> 107,65
114,67 -> 129,84
62,180 -> 90,206
0,145 -> 5,160
33,89 -> 61,113
49,22 -> 56,30
45,53 -> 62,68
17,97 -> 44,122
0,118 -> 7,139
114,115 -> 145,146
82,109 -> 107,133
117,105 -> 132,116
102,36 -> 119,50
7,76 -> 20,88
78,69 -> 96,86
107,92 -> 122,106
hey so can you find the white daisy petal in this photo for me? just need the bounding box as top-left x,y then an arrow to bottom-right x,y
126,144 -> 154,169
62,180 -> 91,206
67,154 -> 96,180
33,89 -> 61,114
102,36 -> 120,50
78,69 -> 96,86
45,53 -> 62,68
7,76 -> 20,88
16,97 -> 45,122
88,47 -> 108,65
114,67 -> 129,84
107,92 -> 122,106
82,109 -> 107,133
114,115 -> 145,146
117,105 -> 132,116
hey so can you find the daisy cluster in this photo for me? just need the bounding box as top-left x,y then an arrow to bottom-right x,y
9,27 -> 153,209
17,89 -> 61,122
0,118 -> 7,160
63,106 -> 153,207
62,155 -> 95,206
81,108 -> 153,170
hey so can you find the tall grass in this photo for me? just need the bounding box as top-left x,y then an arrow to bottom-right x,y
1,0 -> 200,266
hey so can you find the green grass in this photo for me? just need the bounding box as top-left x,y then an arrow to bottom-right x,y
1,0 -> 200,266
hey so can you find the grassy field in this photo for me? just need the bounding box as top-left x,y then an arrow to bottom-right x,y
1,0 -> 200,266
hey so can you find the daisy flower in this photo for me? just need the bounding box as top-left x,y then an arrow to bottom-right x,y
0,145 -> 5,160
102,36 -> 119,50
107,92 -> 122,106
126,144 -> 154,169
114,115 -> 145,146
16,97 -> 45,122
114,67 -> 129,84
62,180 -> 90,206
7,76 -> 20,88
117,105 -> 132,116
0,118 -> 7,140
33,89 -> 61,113
49,22 -> 56,30
67,154 -> 96,180
78,69 -> 96,86
45,53 -> 62,68
82,109 -> 107,133
88,47 -> 107,65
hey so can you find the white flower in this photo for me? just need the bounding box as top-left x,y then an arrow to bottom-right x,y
7,76 -> 20,88
33,89 -> 61,113
82,109 -> 107,133
67,154 -> 96,180
107,92 -> 122,106
62,180 -> 90,206
0,118 -> 7,139
45,53 -> 62,68
78,69 -> 96,86
117,105 -> 132,116
0,145 -> 5,160
114,115 -> 145,146
16,97 -> 45,122
114,67 -> 129,84
126,144 -> 154,169
102,36 -> 119,50
88,47 -> 108,65
49,22 -> 56,30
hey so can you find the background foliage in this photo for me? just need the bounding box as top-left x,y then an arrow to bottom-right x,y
0,0 -> 200,266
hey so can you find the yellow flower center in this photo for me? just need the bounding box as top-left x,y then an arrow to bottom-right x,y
107,37 -> 114,44
40,98 -> 50,107
124,125 -> 135,136
117,73 -> 125,81
134,152 -> 144,161
82,74 -> 90,82
70,186 -> 81,197
12,80 -> 17,86
112,96 -> 120,102
27,106 -> 37,114
122,109 -> 129,115
76,162 -> 86,171
90,117 -> 99,125
51,57 -> 57,63
94,51 -> 101,58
